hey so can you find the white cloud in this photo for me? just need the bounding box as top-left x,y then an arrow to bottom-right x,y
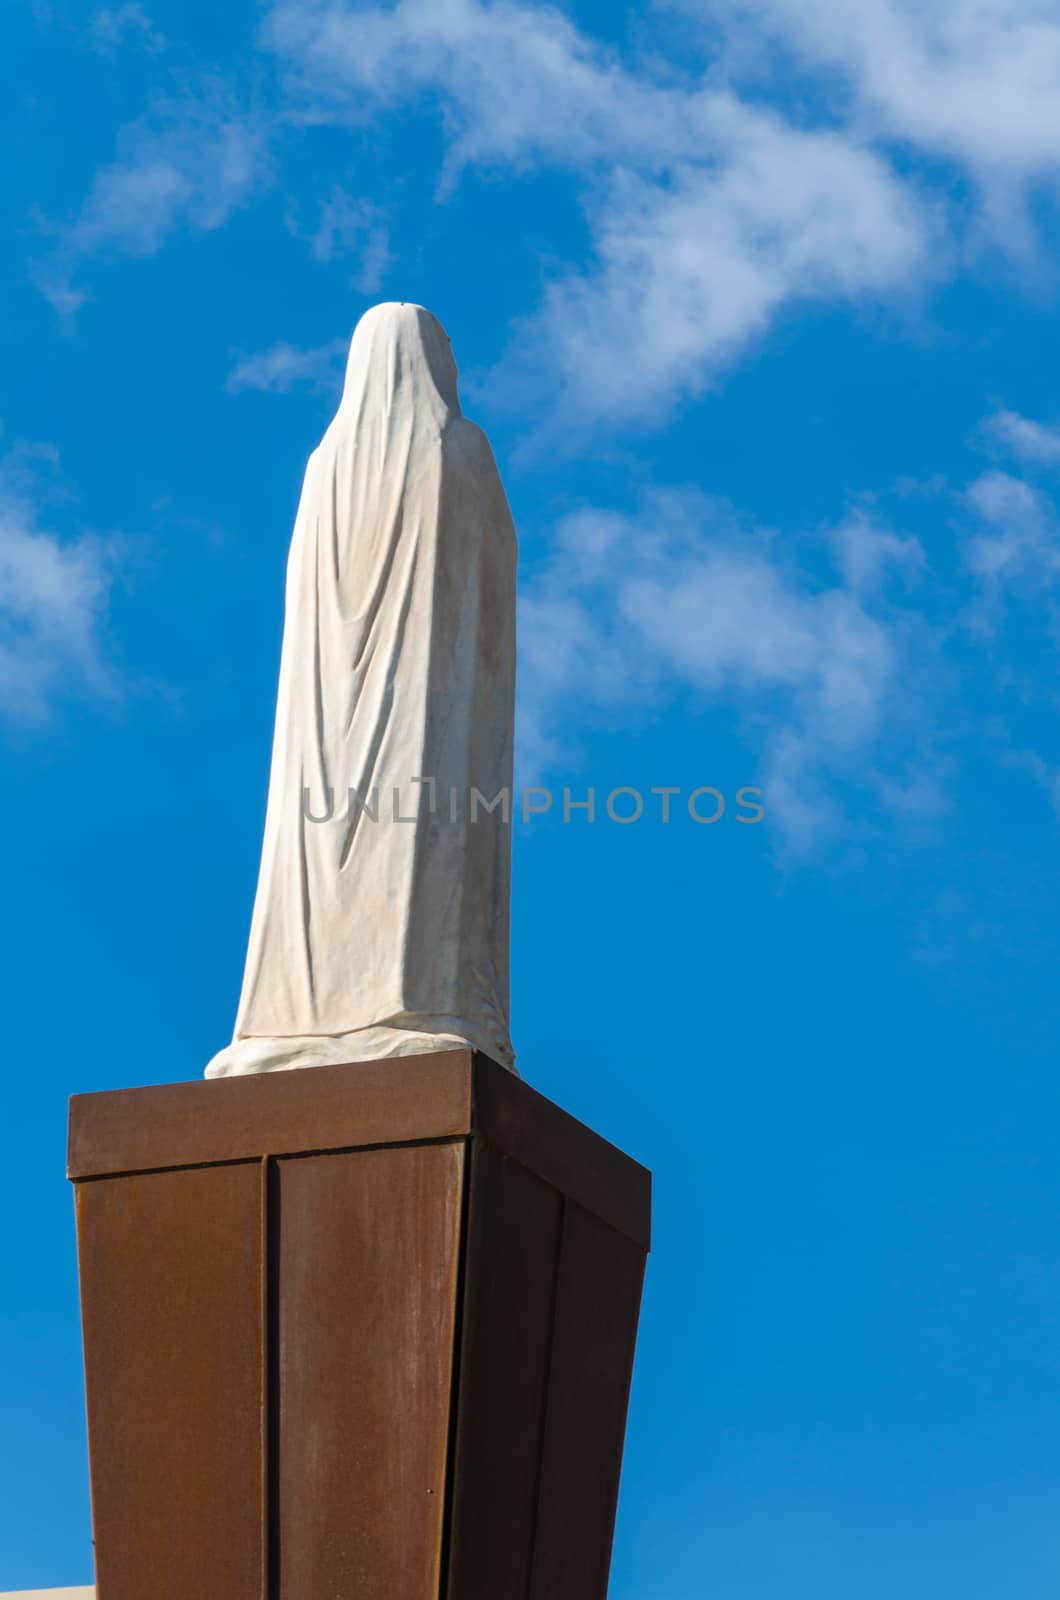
981,409 -> 1060,469
1003,747 -> 1060,818
509,100 -> 929,427
964,469 -> 1060,580
961,414 -> 1060,629
520,427 -> 1060,844
519,489 -> 942,852
961,469 -> 1060,629
0,450 -> 120,723
264,0 -> 699,175
263,0 -> 933,427
90,3 -> 166,55
291,188 -> 391,294
830,506 -> 925,595
703,0 -> 1060,186
38,0 -> 1060,429
34,83 -> 270,315
226,338 -> 349,394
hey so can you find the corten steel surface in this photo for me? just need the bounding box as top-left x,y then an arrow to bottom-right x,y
275,1142 -> 464,1594
69,1050 -> 651,1600
76,1164 -> 265,1600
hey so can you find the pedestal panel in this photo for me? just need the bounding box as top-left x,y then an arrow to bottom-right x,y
529,1202 -> 647,1600
275,1143 -> 464,1598
76,1164 -> 264,1600
447,1143 -> 563,1599
69,1052 -> 650,1600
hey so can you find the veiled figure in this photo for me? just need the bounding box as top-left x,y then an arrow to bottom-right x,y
206,303 -> 517,1078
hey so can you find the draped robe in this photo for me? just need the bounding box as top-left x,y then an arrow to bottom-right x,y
206,303 -> 517,1077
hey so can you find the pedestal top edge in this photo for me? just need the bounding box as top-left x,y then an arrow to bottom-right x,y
67,1048 -> 477,1178
67,1049 -> 651,1246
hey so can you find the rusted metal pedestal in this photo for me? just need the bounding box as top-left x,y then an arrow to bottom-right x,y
68,1050 -> 650,1600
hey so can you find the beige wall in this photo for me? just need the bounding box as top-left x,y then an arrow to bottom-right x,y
0,1590 -> 94,1598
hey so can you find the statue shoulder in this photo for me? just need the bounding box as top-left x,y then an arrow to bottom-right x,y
443,418 -> 516,544
444,415 -> 499,473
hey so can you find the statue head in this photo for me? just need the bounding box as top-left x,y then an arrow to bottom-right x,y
343,302 -> 461,417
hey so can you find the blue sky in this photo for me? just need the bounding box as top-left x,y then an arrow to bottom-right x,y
5,0 -> 1060,1592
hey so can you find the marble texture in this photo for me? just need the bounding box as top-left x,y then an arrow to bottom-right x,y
206,304 -> 517,1078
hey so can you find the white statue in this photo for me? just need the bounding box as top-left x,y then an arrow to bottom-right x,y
206,303 -> 517,1078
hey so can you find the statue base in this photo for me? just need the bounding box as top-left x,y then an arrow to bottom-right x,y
68,1050 -> 650,1600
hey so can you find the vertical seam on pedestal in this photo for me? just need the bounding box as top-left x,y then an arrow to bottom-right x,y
524,1192 -> 567,1600
264,1156 -> 282,1600
437,1134 -> 474,1600
259,1156 -> 269,1600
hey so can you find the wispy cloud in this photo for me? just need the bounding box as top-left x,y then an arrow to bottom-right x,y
703,0 -> 1060,189
961,410 -> 1060,633
519,488 -> 945,853
263,0 -> 698,174
90,3 -> 166,55
981,409 -> 1060,469
0,447 -> 121,723
288,187 -> 391,294
33,81 -> 270,317
961,470 -> 1060,630
263,0 -> 934,429
226,338 -> 349,395
830,506 -> 926,595
506,99 -> 930,429
40,0 -> 1060,431
1003,746 -> 1060,819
